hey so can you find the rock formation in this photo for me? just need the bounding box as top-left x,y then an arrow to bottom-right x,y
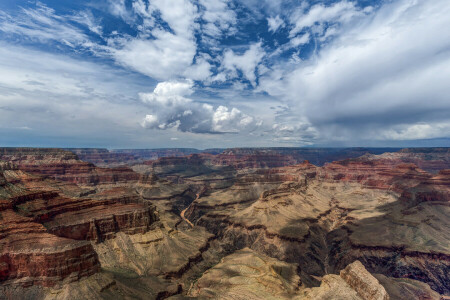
187,247 -> 302,299
339,261 -> 388,300
0,147 -> 448,299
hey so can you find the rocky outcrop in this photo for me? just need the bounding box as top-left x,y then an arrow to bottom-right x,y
0,158 -> 159,293
394,148 -> 450,173
205,147 -> 404,167
187,247 -> 302,299
321,158 -> 432,192
339,261 -> 389,300
1,147 -> 448,299
0,209 -> 100,287
183,152 -> 449,295
1,168 -> 158,244
67,148 -> 206,167
0,148 -> 139,186
94,224 -> 213,277
298,274 -> 362,300
299,260 -> 440,300
142,152 -> 298,174
45,203 -> 157,242
73,147 -> 399,169
374,273 -> 441,300
186,250 -> 436,300
67,148 -> 139,167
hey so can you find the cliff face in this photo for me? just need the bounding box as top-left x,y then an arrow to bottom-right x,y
188,249 -> 438,300
0,149 -> 216,299
0,155 -> 159,293
188,247 -> 302,299
135,147 -> 447,176
182,152 -> 449,295
0,148 -> 139,186
0,207 -> 100,287
67,148 -> 139,168
339,261 -> 388,300
0,148 -> 448,299
67,148 -> 205,167
397,148 -> 450,173
68,147 -> 402,168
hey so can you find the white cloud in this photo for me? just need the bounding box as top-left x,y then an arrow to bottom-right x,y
150,0 -> 198,37
213,106 -> 255,132
1,0 -> 449,147
0,43 -> 154,146
199,0 -> 236,38
70,11 -> 103,36
140,81 -> 258,133
289,1 -> 368,37
267,15 -> 284,33
113,30 -> 197,80
221,42 -> 265,86
108,0 -> 133,23
183,57 -> 212,81
290,33 -> 310,47
381,122 -> 450,141
260,0 -> 450,143
141,80 -> 194,104
0,3 -> 89,47
111,0 -> 200,80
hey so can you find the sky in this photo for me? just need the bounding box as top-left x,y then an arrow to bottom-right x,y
0,0 -> 449,148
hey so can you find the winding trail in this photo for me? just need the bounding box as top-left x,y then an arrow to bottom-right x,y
180,193 -> 199,228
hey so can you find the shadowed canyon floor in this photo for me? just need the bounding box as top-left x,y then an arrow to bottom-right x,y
0,147 -> 448,299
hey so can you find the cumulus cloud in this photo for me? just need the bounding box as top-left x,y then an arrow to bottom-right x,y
140,81 -> 258,133
183,57 -> 212,81
199,0 -> 236,38
113,30 -> 197,80
221,43 -> 265,86
150,0 -> 198,37
213,106 -> 255,132
112,0 -> 199,80
1,0 -> 449,146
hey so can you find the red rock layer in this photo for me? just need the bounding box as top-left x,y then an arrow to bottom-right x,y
0,157 -> 158,288
396,148 -> 450,173
44,202 -> 157,242
320,159 -> 431,191
0,148 -> 139,186
67,148 -> 139,167
6,175 -> 158,243
0,209 -> 100,287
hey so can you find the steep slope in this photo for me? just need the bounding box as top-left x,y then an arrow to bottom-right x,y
182,249 -> 437,300
0,162 -> 101,288
0,148 -> 448,299
0,150 -> 217,299
184,154 -> 449,295
0,148 -> 139,186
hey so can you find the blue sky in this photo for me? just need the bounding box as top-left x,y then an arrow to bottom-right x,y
0,0 -> 449,148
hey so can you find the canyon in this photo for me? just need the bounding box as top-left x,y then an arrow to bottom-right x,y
0,147 -> 448,299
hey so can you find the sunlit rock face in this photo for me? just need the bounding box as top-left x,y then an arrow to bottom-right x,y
0,147 -> 448,299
